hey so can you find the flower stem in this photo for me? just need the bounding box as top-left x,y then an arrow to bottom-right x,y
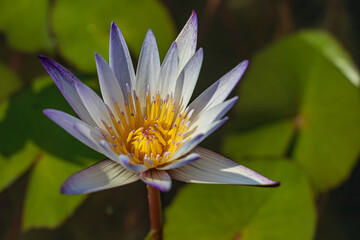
147,184 -> 163,240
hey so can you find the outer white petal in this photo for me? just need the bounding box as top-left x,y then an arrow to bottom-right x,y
158,153 -> 200,170
38,56 -> 95,126
175,10 -> 198,71
95,53 -> 126,114
75,81 -> 115,132
117,154 -> 148,173
97,140 -> 125,162
173,70 -> 184,112
168,147 -> 279,186
140,169 -> 172,192
158,42 -> 179,99
43,109 -> 105,155
61,159 -> 139,194
177,48 -> 203,110
190,96 -> 238,128
170,134 -> 204,160
136,30 -> 160,105
109,22 -> 135,97
171,117 -> 228,160
189,60 -> 248,117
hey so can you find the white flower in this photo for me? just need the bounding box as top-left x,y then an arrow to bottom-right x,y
39,11 -> 278,193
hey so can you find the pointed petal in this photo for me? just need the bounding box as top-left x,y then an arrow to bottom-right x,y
136,30 -> 160,105
97,140 -> 122,162
118,154 -> 148,173
173,70 -> 184,112
168,147 -> 279,186
95,53 -> 126,114
175,10 -> 198,71
158,42 -> 179,99
170,133 -> 204,160
177,48 -> 203,110
75,81 -> 115,132
175,117 -> 228,159
72,124 -> 121,162
109,22 -> 135,96
158,153 -> 200,170
43,109 -> 105,155
189,60 -> 248,117
61,159 -> 139,195
140,169 -> 172,192
38,55 -> 95,126
190,96 -> 238,128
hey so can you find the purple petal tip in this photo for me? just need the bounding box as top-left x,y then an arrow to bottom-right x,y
191,10 -> 197,19
111,21 -> 120,32
37,55 -> 53,65
42,109 -> 53,117
37,54 -> 46,60
94,52 -> 103,61
260,180 -> 280,188
146,29 -> 155,36
170,41 -> 178,48
60,180 -> 76,195
242,60 -> 249,68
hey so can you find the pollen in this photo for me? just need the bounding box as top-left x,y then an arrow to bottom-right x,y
101,86 -> 192,168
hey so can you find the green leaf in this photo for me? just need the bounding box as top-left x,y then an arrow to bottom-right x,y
0,0 -> 51,52
22,151 -> 89,230
52,0 -> 176,72
234,30 -> 360,192
0,62 -> 22,102
0,141 -> 37,192
223,119 -> 294,159
165,160 -> 316,240
0,76 -> 102,230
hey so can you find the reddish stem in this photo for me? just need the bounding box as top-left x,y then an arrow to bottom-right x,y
147,184 -> 163,240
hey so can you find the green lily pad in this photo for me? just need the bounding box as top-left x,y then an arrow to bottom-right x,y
0,76 -> 102,230
0,62 -> 22,102
23,151 -> 88,230
0,0 -> 51,52
232,30 -> 360,192
223,119 -> 294,159
52,0 -> 176,72
0,141 -> 37,192
165,159 -> 316,240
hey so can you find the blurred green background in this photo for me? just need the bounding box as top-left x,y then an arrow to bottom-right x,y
0,0 -> 359,239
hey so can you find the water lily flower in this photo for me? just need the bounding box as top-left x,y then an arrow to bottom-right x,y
39,11 -> 278,194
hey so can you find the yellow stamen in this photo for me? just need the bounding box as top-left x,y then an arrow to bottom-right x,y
102,88 -> 192,168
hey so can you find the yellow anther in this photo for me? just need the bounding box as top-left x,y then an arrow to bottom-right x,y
103,88 -> 193,167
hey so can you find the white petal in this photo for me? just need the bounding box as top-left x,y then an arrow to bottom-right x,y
158,42 -> 179,99
175,10 -> 198,71
170,133 -> 204,160
184,117 -> 229,147
140,169 -> 172,192
109,22 -> 135,97
136,30 -> 160,105
173,70 -> 184,112
96,139 -> 121,161
168,147 -> 279,186
190,96 -> 238,128
158,153 -> 200,170
38,56 -> 95,126
95,53 -> 126,115
61,159 -> 139,195
170,117 -> 228,160
177,48 -> 203,110
43,109 -> 105,155
117,154 -> 148,173
189,60 -> 248,117
75,81 -> 115,132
